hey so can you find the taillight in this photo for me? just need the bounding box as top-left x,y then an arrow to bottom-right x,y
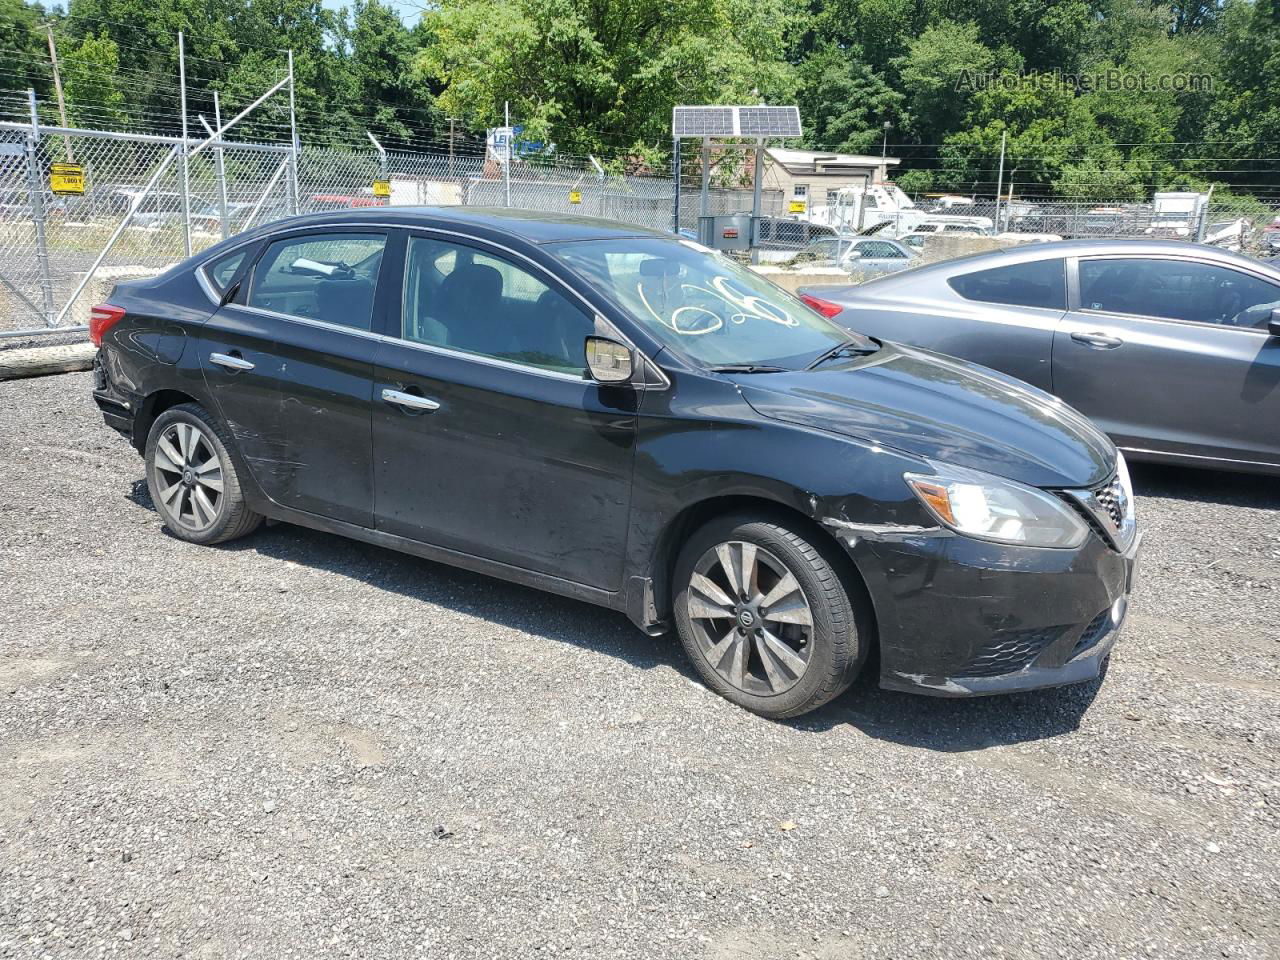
89,304 -> 126,346
799,293 -> 844,319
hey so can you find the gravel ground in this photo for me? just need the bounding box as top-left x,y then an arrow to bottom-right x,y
1,371 -> 1277,960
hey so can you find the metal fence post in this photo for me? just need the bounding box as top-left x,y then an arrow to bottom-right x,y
287,50 -> 301,214
672,138 -> 681,233
213,92 -> 229,239
177,31 -> 192,257
25,90 -> 55,326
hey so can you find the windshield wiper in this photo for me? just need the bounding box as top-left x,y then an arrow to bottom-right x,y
804,338 -> 879,371
707,364 -> 790,374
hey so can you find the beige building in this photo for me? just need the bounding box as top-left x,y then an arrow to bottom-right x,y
761,147 -> 901,213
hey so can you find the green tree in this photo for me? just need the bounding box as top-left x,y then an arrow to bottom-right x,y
415,0 -> 800,153
895,21 -> 1009,144
796,44 -> 903,153
0,0 -> 50,96
61,30 -> 127,127
940,76 -> 1110,190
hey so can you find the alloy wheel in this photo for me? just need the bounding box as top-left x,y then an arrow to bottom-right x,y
686,540 -> 815,696
152,421 -> 225,533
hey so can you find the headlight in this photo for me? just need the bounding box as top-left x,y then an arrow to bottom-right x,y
905,464 -> 1089,548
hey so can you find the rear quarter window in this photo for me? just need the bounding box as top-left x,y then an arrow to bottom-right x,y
947,259 -> 1066,310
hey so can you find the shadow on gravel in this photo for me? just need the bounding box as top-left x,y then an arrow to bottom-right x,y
788,661 -> 1107,753
223,520 -> 695,680
123,475 -> 1107,742
1130,461 -> 1280,509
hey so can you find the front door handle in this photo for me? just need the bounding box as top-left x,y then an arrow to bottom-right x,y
381,388 -> 441,413
209,351 -> 255,371
1070,331 -> 1124,349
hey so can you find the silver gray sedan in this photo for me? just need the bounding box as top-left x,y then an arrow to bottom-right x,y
800,239 -> 1280,474
797,236 -> 919,275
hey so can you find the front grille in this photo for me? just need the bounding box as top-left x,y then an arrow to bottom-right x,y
1070,607 -> 1112,659
958,627 -> 1063,678
1066,470 -> 1134,550
1093,478 -> 1125,529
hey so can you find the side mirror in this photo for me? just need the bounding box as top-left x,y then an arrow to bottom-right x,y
1270,308 -> 1280,338
585,336 -> 633,384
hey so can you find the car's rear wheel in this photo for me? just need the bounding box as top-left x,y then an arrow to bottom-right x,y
144,403 -> 261,545
673,514 -> 866,719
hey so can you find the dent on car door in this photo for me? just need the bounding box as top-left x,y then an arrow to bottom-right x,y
1054,256 -> 1280,464
371,232 -> 638,590
199,229 -> 390,525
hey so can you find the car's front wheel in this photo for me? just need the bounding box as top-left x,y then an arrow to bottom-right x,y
144,402 -> 262,545
673,514 -> 866,719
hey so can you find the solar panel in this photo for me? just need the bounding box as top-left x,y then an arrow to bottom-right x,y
737,106 -> 802,137
673,105 -> 802,139
673,106 -> 735,137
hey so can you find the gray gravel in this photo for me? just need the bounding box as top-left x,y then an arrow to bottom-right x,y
1,371 -> 1278,960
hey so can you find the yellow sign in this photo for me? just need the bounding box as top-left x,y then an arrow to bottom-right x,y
788,199 -> 806,214
50,162 -> 85,196
372,179 -> 391,199
569,189 -> 582,205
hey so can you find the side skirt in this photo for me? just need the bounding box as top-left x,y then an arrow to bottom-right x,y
255,500 -> 636,622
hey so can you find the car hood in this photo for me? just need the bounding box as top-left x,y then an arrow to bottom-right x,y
736,342 -> 1115,489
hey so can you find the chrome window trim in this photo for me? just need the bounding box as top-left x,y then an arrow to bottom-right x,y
235,303 -> 384,341
1073,254 -> 1280,334
230,305 -> 593,385
375,334 -> 591,384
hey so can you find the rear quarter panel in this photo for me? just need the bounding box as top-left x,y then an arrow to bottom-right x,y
805,277 -> 1061,392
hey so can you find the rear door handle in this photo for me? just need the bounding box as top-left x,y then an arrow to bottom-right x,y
209,351 -> 255,371
381,388 -> 441,413
1070,331 -> 1124,349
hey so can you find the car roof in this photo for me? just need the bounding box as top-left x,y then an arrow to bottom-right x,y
857,237 -> 1280,289
237,205 -> 670,245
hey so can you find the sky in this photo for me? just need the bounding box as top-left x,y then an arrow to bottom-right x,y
320,0 -> 425,22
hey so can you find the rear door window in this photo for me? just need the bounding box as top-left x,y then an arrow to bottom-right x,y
948,259 -> 1066,310
1079,257 -> 1280,328
247,232 -> 387,331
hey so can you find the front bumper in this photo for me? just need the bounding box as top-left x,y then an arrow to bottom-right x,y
845,527 -> 1141,698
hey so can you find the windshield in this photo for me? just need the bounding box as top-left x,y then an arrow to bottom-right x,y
547,237 -> 867,370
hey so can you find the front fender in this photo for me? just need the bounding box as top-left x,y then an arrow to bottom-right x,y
623,371 -> 938,627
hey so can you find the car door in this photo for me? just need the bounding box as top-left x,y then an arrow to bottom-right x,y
1054,255 -> 1280,465
198,227 -> 391,527
371,230 -> 638,590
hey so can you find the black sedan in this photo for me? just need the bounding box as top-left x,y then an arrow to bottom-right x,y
90,208 -> 1139,717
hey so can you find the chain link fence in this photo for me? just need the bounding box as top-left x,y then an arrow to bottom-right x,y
4,115 -> 1279,338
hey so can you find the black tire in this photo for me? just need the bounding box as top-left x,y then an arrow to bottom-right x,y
673,513 -> 866,719
144,402 -> 262,545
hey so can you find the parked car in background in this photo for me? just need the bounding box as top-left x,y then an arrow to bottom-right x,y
800,239 -> 1280,475
793,236 -> 918,274
90,208 -> 1138,716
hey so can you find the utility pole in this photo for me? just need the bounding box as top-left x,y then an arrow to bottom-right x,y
44,24 -> 73,161
994,129 -> 1007,234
